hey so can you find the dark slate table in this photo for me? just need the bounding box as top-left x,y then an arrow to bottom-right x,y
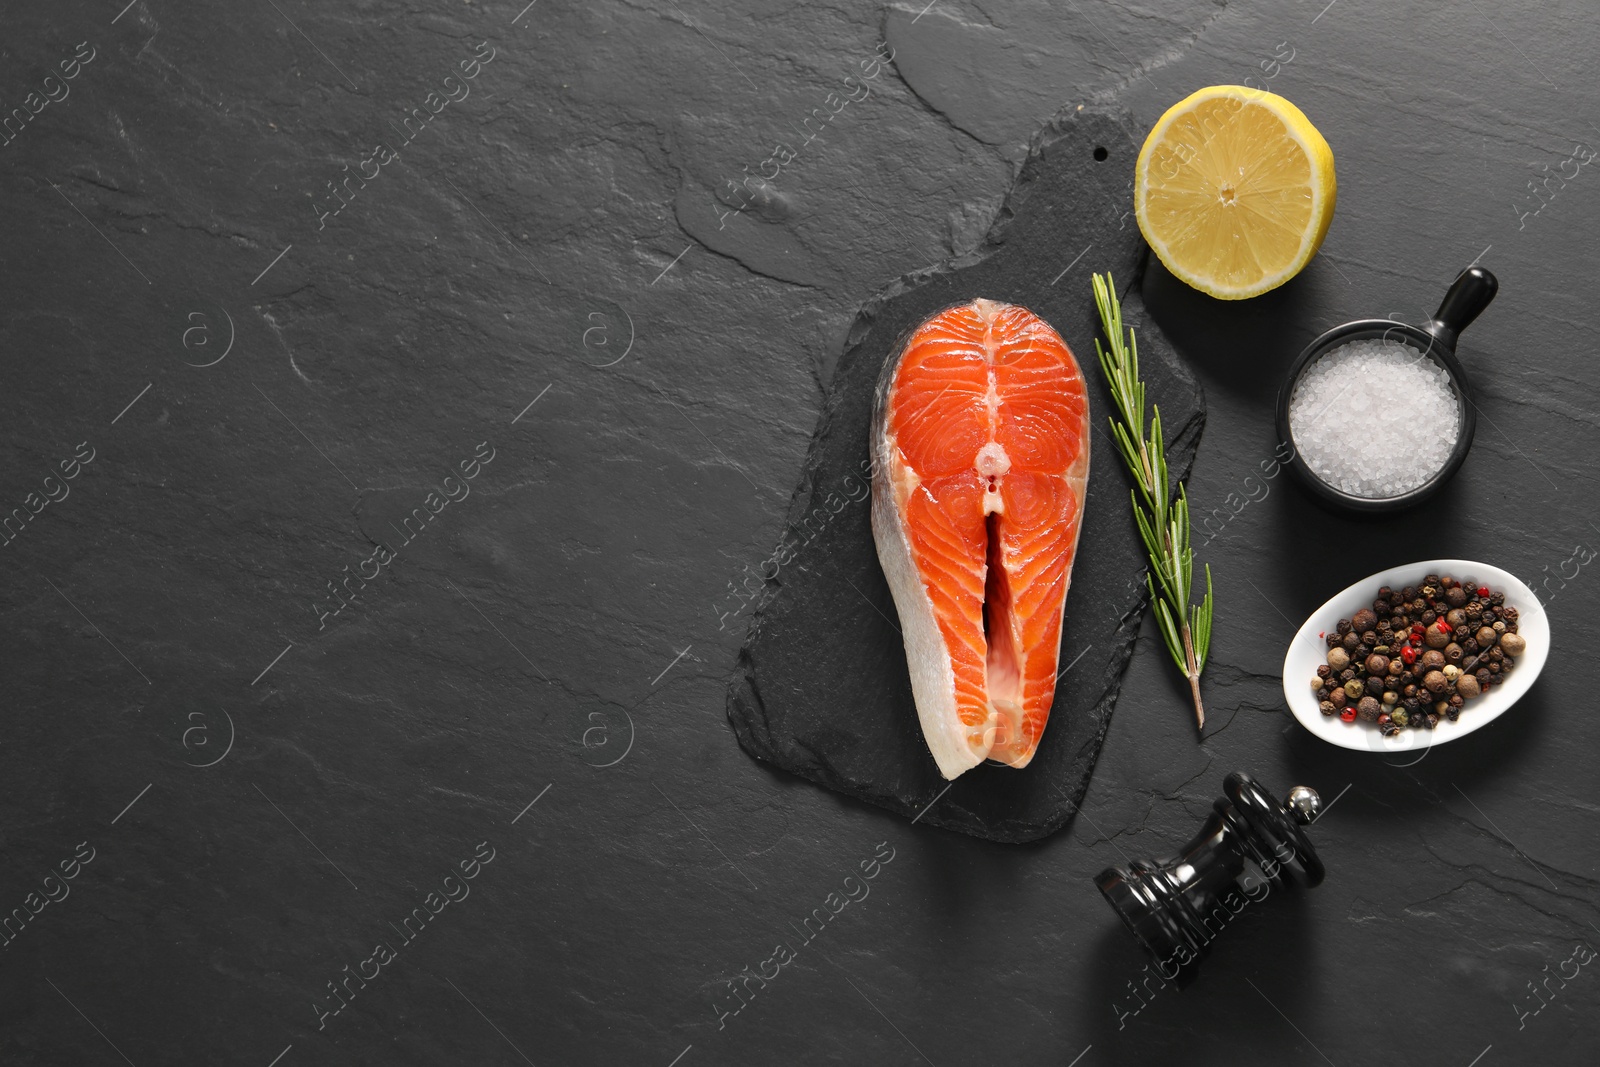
3,2 -> 1595,1065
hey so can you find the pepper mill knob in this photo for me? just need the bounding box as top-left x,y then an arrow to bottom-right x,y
1094,771 -> 1327,985
1284,785 -> 1322,825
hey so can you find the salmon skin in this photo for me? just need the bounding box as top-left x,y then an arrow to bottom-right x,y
871,299 -> 1090,780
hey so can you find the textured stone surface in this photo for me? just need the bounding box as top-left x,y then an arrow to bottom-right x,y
2,2 -> 1598,1066
727,107 -> 1205,843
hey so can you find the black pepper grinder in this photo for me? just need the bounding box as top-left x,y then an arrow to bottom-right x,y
1094,772 -> 1326,985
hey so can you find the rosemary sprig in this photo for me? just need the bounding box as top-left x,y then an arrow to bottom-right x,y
1091,272 -> 1214,731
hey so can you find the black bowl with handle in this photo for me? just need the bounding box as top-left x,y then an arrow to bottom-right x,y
1275,266 -> 1498,514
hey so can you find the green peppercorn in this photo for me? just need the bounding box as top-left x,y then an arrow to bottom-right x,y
1344,680 -> 1364,700
1391,707 -> 1410,727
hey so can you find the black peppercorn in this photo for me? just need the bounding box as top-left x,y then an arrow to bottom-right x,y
1426,713 -> 1441,729
1337,618 -> 1353,635
1475,668 -> 1493,688
1503,606 -> 1519,623
1340,668 -> 1356,683
1317,664 -> 1333,679
1365,676 -> 1385,696
1446,706 -> 1460,721
1466,602 -> 1483,620
1490,592 -> 1505,606
1343,631 -> 1361,651
1462,638 -> 1479,656
1320,700 -> 1337,716
1421,609 -> 1437,625
1448,694 -> 1465,709
1374,599 -> 1392,615
1326,632 -> 1341,648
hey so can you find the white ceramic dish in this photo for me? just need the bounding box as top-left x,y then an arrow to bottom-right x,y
1282,560 -> 1549,753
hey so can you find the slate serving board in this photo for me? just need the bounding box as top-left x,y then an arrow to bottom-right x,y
726,107 -> 1205,843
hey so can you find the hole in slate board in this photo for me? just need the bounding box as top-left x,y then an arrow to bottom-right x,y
1093,145 -> 1108,161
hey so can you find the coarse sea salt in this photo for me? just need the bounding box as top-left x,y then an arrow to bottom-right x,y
1288,338 -> 1461,499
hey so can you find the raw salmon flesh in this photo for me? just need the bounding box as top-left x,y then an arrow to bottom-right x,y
871,299 -> 1090,780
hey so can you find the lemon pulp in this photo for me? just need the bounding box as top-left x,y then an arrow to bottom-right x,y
1135,85 -> 1336,300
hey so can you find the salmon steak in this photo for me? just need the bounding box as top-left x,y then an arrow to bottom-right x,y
871,299 -> 1091,780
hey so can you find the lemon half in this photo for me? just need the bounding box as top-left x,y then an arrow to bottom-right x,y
1135,85 -> 1336,300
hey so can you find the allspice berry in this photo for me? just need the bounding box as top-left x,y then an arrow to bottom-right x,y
1358,696 -> 1381,721
1445,586 -> 1468,608
1421,649 -> 1446,671
1366,653 -> 1389,675
1456,673 -> 1481,699
1446,608 -> 1468,628
1475,626 -> 1498,647
1425,625 -> 1450,649
1444,642 -> 1464,664
1423,669 -> 1448,694
1330,688 -> 1348,708
1498,632 -> 1527,657
1351,608 -> 1377,632
1327,647 -> 1350,670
